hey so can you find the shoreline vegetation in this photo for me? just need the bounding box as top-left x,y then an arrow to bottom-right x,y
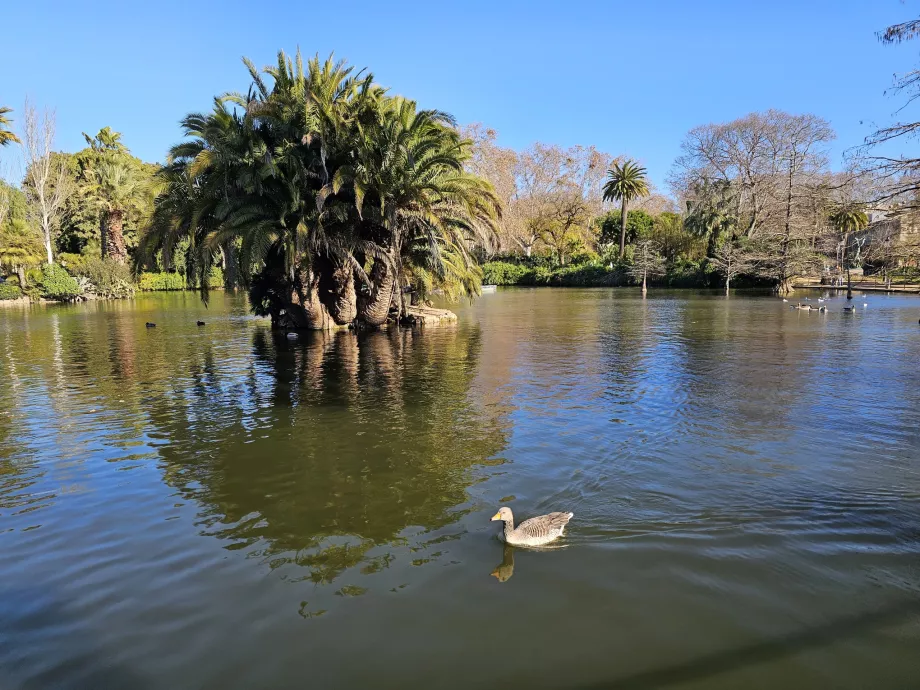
2,14 -> 920,319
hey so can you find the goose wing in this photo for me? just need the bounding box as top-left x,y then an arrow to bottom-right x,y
515,512 -> 574,539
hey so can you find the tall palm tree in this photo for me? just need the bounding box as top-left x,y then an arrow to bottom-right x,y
0,107 -> 20,146
828,204 -> 869,299
602,159 -> 650,259
81,128 -> 141,264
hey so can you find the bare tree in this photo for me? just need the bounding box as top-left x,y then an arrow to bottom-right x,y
671,110 -> 836,293
709,239 -> 753,293
463,127 -> 614,257
538,187 -> 591,265
22,101 -> 72,265
628,239 -> 665,295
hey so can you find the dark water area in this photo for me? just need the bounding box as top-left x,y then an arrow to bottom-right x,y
1,288 -> 919,689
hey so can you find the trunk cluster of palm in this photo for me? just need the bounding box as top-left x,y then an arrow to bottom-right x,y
141,52 -> 500,329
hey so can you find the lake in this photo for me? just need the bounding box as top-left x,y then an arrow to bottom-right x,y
1,288 -> 919,689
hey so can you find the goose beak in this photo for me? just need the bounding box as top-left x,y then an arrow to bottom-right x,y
491,512 -> 502,521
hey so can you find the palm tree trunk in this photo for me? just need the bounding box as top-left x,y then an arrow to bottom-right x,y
16,265 -> 26,288
289,266 -> 337,330
357,257 -> 396,327
619,199 -> 628,259
100,215 -> 108,259
328,265 -> 357,325
221,239 -> 239,290
105,210 -> 127,265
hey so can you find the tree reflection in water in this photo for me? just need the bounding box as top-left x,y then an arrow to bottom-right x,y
154,325 -> 508,588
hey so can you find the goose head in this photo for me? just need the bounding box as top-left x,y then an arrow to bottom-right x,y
491,506 -> 513,523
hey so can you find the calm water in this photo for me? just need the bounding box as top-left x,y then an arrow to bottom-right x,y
1,289 -> 919,689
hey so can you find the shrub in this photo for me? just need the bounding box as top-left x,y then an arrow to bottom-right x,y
26,267 -> 43,286
40,264 -> 82,300
76,257 -> 136,299
482,261 -> 531,285
139,272 -> 187,291
0,284 -> 23,300
58,252 -> 90,275
5,275 -> 19,286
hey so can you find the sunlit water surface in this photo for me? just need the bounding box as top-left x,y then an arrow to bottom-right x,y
1,289 -> 919,689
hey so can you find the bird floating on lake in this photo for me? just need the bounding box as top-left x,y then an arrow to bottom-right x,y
491,506 -> 573,546
782,298 -> 789,302
197,320 -> 206,326
286,332 -> 298,340
843,305 -> 856,313
145,322 -> 156,328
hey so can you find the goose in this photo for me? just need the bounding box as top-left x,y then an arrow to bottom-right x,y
197,320 -> 206,326
818,305 -> 827,313
491,506 -> 573,546
286,332 -> 299,340
843,305 -> 856,313
782,298 -> 789,303
145,322 -> 156,328
818,298 -> 826,303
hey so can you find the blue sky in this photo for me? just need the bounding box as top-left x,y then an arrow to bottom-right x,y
1,0 -> 916,189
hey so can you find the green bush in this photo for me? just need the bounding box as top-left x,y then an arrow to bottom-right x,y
76,257 -> 136,299
139,272 -> 187,291
482,261 -> 531,285
0,283 -> 23,300
40,264 -> 82,300
5,275 -> 19,286
26,267 -> 43,286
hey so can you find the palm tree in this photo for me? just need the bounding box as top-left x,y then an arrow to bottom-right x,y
144,50 -> 500,330
602,159 -> 650,259
0,107 -> 20,146
333,96 -> 499,322
0,219 -> 44,286
684,179 -> 737,256
828,204 -> 869,299
81,128 -> 142,264
93,159 -> 141,264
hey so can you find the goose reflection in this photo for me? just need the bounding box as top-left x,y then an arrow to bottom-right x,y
491,544 -> 515,583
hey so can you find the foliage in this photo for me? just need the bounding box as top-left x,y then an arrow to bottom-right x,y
684,178 -> 737,255
0,106 -> 20,146
40,263 -> 82,300
74,128 -> 155,262
602,159 -> 651,257
0,283 -> 23,300
142,50 -> 501,329
649,211 -> 706,261
74,257 -> 136,298
482,261 -> 532,285
138,272 -> 187,291
596,209 -> 654,247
